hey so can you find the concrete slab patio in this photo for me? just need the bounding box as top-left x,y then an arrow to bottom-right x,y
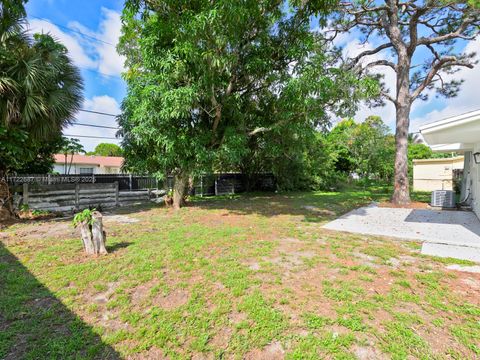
323,204 -> 480,262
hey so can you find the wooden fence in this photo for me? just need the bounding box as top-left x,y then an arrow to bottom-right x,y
22,182 -> 150,212
8,173 -> 276,204
6,174 -> 158,191
8,173 -> 275,195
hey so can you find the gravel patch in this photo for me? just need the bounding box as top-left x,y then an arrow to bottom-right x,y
447,264 -> 480,273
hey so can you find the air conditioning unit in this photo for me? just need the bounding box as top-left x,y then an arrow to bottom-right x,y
431,190 -> 455,208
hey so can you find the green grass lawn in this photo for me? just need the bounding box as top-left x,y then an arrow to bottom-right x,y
1,188 -> 479,359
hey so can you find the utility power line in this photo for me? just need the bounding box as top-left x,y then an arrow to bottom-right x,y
78,66 -> 124,81
29,15 -> 115,47
71,123 -> 119,130
64,134 -> 120,140
79,109 -> 119,117
29,17 -> 125,81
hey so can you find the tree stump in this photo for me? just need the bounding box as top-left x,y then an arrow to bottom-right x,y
92,211 -> 108,254
79,211 -> 108,255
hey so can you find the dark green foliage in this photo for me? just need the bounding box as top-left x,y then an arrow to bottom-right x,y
238,126 -> 339,191
323,117 -> 396,184
325,119 -> 357,175
0,125 -> 30,174
118,0 -> 377,199
0,125 -> 64,175
15,135 -> 64,174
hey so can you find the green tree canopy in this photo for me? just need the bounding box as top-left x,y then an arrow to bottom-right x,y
326,117 -> 396,183
350,116 -> 395,181
87,143 -> 123,157
118,0 -> 377,208
408,143 -> 433,161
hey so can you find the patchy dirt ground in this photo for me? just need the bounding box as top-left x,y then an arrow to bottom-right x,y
378,201 -> 429,209
1,191 -> 479,359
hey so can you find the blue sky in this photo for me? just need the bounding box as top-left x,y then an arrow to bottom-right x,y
26,0 -> 126,151
25,1 -> 480,151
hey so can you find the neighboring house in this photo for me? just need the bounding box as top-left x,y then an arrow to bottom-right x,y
420,109 -> 480,217
53,154 -> 124,175
413,156 -> 464,192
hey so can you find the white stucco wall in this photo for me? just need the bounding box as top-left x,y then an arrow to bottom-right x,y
53,164 -> 65,174
53,163 -> 101,174
413,157 -> 464,192
53,161 -> 122,174
470,145 -> 480,218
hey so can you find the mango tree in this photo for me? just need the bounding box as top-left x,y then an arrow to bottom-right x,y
118,0 -> 376,209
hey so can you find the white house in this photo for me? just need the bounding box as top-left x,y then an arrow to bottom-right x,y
420,109 -> 480,218
53,154 -> 124,175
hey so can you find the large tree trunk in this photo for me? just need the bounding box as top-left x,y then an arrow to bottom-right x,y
173,171 -> 188,210
392,100 -> 411,205
391,51 -> 412,206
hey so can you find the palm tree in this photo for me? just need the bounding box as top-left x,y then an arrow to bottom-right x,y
0,1 -> 83,218
0,0 -> 83,143
59,137 -> 85,174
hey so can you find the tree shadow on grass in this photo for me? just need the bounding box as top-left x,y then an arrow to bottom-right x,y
0,243 -> 120,359
106,241 -> 133,253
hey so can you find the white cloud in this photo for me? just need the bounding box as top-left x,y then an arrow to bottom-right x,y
64,96 -> 122,152
336,32 -> 480,134
28,18 -> 97,69
96,8 -> 125,76
28,10 -> 126,151
410,37 -> 480,132
68,8 -> 125,76
333,34 -> 398,127
27,8 -> 125,77
84,95 -> 121,114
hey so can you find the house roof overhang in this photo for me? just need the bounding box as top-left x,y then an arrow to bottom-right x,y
419,109 -> 480,152
429,143 -> 474,153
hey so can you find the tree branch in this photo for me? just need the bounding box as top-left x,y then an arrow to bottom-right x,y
411,56 -> 474,100
363,59 -> 396,71
417,16 -> 479,46
381,90 -> 397,105
348,43 -> 393,67
407,4 -> 429,55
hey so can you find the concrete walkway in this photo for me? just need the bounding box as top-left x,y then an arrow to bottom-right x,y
323,204 -> 480,262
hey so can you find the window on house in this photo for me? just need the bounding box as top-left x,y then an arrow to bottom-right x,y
79,167 -> 94,175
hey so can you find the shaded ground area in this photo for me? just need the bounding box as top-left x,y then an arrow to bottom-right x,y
0,243 -> 119,359
1,189 -> 479,359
